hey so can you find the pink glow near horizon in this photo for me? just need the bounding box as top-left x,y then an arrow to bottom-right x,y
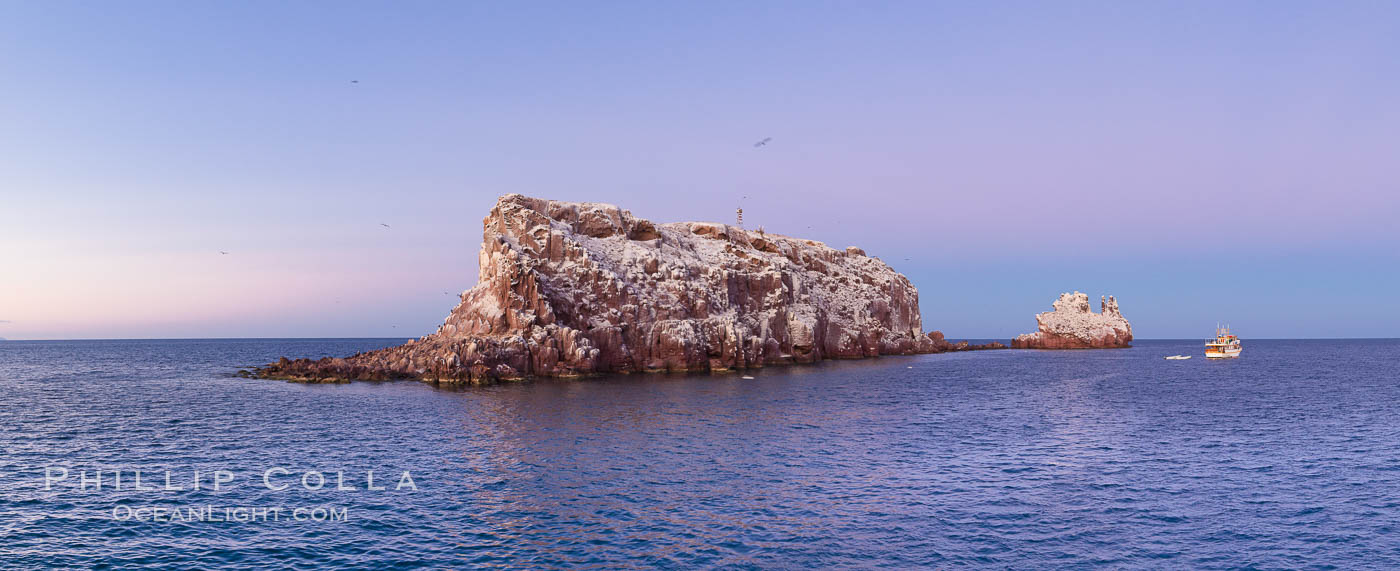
2,2 -> 1397,340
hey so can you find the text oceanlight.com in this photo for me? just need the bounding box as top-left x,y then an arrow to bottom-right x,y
113,505 -> 349,522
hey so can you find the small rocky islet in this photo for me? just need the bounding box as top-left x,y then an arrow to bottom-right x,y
252,194 -> 1128,385
1011,292 -> 1134,349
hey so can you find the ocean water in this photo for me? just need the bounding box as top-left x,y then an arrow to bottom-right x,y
1,338 -> 1398,569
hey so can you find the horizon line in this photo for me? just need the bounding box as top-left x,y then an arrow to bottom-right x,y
3,336 -> 1398,342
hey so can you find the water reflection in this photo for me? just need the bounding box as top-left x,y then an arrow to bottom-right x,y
3,340 -> 1400,567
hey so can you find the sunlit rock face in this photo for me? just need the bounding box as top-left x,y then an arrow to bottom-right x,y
1011,292 -> 1133,349
258,194 -> 996,384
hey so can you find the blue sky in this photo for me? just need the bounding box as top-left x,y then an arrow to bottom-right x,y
1,1 -> 1397,340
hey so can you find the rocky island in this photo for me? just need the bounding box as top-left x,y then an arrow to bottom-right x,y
1011,292 -> 1133,349
254,194 -> 1003,384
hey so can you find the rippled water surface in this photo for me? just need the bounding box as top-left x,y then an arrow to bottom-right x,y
2,338 -> 1399,568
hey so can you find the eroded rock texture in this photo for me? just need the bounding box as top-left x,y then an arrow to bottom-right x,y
1011,292 -> 1133,349
257,194 -> 998,383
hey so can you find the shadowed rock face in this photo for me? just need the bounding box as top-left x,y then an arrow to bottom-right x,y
256,194 -> 1000,384
1011,292 -> 1133,349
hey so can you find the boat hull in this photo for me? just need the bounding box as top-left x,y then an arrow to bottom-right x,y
1204,348 -> 1242,359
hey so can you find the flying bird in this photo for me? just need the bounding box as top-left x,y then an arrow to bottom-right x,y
219,251 -> 229,255
351,80 -> 359,84
379,223 -> 390,228
753,137 -> 772,148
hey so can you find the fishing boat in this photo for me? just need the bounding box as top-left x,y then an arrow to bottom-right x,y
1164,355 -> 1192,360
1204,325 -> 1243,359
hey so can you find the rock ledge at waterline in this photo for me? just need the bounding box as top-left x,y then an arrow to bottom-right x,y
252,194 -> 1004,384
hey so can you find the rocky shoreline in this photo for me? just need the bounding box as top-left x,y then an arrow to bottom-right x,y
248,332 -> 1007,384
251,194 -> 1006,385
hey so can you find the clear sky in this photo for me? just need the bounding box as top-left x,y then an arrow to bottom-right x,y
2,1 -> 1397,340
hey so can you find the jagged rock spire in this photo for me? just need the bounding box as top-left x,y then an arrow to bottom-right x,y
1013,292 -> 1133,349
